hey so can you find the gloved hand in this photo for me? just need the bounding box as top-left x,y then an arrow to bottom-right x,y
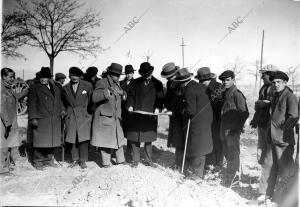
30,119 -> 38,128
4,125 -> 12,139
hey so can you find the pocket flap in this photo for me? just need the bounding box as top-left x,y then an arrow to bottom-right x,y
100,108 -> 113,117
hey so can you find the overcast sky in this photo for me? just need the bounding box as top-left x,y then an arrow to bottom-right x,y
1,0 -> 299,84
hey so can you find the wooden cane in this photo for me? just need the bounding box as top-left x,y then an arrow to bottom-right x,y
62,118 -> 65,162
181,119 -> 191,174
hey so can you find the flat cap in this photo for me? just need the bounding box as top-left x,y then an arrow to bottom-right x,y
55,72 -> 66,80
86,66 -> 98,76
69,67 -> 83,77
219,70 -> 235,80
270,71 -> 289,82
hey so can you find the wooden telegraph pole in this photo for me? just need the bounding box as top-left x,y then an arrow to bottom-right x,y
259,30 -> 264,88
180,38 -> 186,68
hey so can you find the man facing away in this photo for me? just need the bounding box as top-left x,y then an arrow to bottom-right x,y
218,70 -> 249,185
62,67 -> 93,169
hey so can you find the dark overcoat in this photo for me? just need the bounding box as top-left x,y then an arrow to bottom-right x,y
1,82 -> 20,148
220,85 -> 249,140
120,78 -> 135,136
126,76 -> 164,142
164,81 -> 185,148
27,80 -> 63,148
62,80 -> 93,144
183,80 -> 213,157
270,87 -> 298,145
91,76 -> 126,149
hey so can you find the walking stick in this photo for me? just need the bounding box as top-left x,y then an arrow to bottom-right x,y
62,118 -> 65,162
181,119 -> 191,174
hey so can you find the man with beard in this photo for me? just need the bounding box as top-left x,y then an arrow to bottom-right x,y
127,62 -> 164,167
27,67 -> 64,170
219,70 -> 249,185
62,67 -> 93,169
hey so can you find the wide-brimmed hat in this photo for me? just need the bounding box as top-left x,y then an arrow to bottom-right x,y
161,62 -> 179,79
40,67 -> 52,78
219,70 -> 235,81
269,71 -> 289,82
194,67 -> 216,81
125,65 -> 135,74
259,64 -> 279,74
173,68 -> 193,82
139,62 -> 154,77
69,67 -> 83,77
107,63 -> 123,75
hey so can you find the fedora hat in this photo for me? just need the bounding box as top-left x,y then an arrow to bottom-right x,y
139,62 -> 154,77
40,67 -> 52,78
173,68 -> 193,82
194,67 -> 216,81
161,62 -> 179,79
125,65 -> 135,74
69,67 -> 83,77
107,63 -> 123,75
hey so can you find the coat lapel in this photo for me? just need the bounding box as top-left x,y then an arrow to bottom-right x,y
75,80 -> 84,103
64,83 -> 76,106
38,83 -> 54,100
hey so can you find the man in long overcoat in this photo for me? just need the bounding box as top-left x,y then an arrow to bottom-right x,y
62,67 -> 93,169
27,67 -> 64,170
174,68 -> 214,179
120,65 -> 135,159
219,70 -> 249,185
161,62 -> 184,169
91,63 -> 127,167
195,67 -> 224,167
1,68 -> 28,174
127,62 -> 164,167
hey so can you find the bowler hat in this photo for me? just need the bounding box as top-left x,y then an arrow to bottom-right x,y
269,71 -> 289,82
194,67 -> 216,81
161,62 -> 179,79
69,67 -> 83,77
40,67 -> 52,78
125,65 -> 135,74
107,63 -> 123,75
173,68 -> 193,82
219,70 -> 235,80
139,62 -> 154,77
55,72 -> 66,81
86,66 -> 98,76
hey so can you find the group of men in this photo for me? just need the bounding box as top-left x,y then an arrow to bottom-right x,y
1,62 -> 299,204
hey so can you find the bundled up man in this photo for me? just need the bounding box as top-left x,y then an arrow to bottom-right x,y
62,67 -> 93,169
55,73 -> 67,87
219,70 -> 249,184
83,66 -> 100,89
120,65 -> 135,159
27,67 -> 64,170
127,62 -> 164,167
174,68 -> 214,180
91,63 -> 127,167
262,71 -> 298,203
161,62 -> 185,169
195,67 -> 224,167
1,68 -> 28,174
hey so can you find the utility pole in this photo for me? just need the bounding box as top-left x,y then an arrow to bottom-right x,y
22,69 -> 24,80
259,30 -> 264,88
146,56 -> 150,62
180,37 -> 186,68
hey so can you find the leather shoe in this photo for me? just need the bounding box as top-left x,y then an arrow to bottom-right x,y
79,161 -> 87,169
130,161 -> 139,168
68,160 -> 79,168
33,165 -> 44,171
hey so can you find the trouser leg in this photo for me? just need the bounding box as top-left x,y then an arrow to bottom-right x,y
274,144 -> 295,178
144,142 -> 152,162
0,148 -> 9,173
175,147 -> 184,167
258,141 -> 273,196
225,133 -> 240,178
78,141 -> 89,162
131,141 -> 141,162
189,155 -> 206,178
214,133 -> 224,166
9,146 -> 19,164
100,148 -> 111,166
126,140 -> 132,156
71,143 -> 80,161
115,146 -> 125,164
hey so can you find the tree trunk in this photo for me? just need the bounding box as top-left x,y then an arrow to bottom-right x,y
49,55 -> 54,76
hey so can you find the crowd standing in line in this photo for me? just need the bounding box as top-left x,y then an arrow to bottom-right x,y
0,62 -> 299,205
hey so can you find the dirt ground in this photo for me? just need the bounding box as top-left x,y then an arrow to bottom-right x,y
1,88 -> 298,206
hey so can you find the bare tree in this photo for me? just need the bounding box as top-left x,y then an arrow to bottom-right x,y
1,12 -> 29,59
15,0 -> 103,74
224,57 -> 245,81
246,60 -> 261,91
